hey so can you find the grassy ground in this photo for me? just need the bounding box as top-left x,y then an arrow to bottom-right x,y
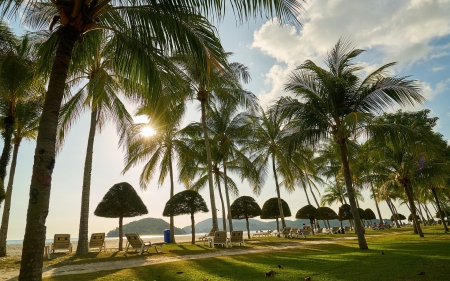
40,226 -> 449,281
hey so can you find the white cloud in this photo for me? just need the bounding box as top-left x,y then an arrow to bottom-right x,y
432,66 -> 445,72
251,0 -> 450,107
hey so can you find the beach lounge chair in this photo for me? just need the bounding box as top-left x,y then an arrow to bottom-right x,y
290,227 -> 299,238
331,226 -> 341,234
199,228 -> 215,244
51,234 -> 73,254
301,225 -> 312,238
344,226 -> 351,233
316,228 -> 324,234
124,233 -> 166,255
89,233 -> 106,252
280,227 -> 292,238
208,231 -> 229,248
230,230 -> 245,246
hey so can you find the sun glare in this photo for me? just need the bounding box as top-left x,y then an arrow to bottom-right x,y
141,126 -> 156,137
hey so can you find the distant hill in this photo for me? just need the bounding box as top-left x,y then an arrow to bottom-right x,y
182,218 -> 337,233
182,217 -> 390,233
107,217 -> 186,237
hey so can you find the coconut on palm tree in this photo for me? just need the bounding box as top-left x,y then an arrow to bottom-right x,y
281,38 -> 424,249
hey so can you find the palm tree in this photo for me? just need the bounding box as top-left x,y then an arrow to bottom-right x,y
281,38 -> 424,249
0,96 -> 43,257
122,100 -> 191,243
173,55 -> 258,231
204,97 -> 260,235
0,34 -> 41,204
245,104 -> 293,229
373,110 -> 447,236
57,30 -> 145,255
2,1 -> 303,278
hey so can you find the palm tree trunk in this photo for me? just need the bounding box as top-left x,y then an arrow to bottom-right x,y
386,200 -> 400,228
119,216 -> 123,251
431,188 -> 449,232
191,213 -> 195,244
76,108 -> 97,255
168,150 -> 176,243
275,217 -> 280,232
0,115 -> 15,203
19,25 -> 79,281
222,159 -> 233,235
271,155 -> 285,228
337,140 -> 368,249
416,200 -> 427,225
245,216 -> 250,239
0,141 -> 20,256
215,172 -> 227,231
370,182 -> 383,223
402,182 -> 424,237
199,95 -> 218,231
302,184 -> 311,205
306,175 -> 326,227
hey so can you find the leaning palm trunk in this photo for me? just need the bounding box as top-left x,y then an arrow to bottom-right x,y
370,183 -> 383,223
0,116 -> 15,203
215,172 -> 227,231
402,182 -> 424,236
19,26 -> 79,281
222,159 -> 233,235
272,155 -> 286,228
199,92 -> 219,231
306,176 -> 327,228
431,187 -> 449,232
337,140 -> 368,249
0,141 -> 20,256
168,151 -> 176,243
76,108 -> 98,255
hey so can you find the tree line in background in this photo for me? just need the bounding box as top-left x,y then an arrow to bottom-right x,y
0,1 -> 449,280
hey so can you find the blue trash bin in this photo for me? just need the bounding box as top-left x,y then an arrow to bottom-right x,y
163,229 -> 170,243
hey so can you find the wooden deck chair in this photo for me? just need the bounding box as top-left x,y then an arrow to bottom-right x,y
331,226 -> 341,234
89,233 -> 106,252
316,228 -> 324,234
344,226 -> 351,233
301,225 -> 312,237
124,233 -> 166,255
209,231 -> 229,248
280,227 -> 292,238
290,227 -> 299,238
230,231 -> 245,246
199,228 -> 215,244
51,234 -> 73,253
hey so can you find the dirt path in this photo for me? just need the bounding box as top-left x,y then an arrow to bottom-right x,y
4,234 -> 397,280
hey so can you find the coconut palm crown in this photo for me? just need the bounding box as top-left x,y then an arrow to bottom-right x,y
280,38 -> 425,249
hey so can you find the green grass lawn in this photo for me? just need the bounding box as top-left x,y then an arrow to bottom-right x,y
41,226 -> 450,281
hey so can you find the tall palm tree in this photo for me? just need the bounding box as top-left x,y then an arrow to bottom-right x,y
204,98 -> 260,234
2,1 -> 303,278
281,38 -> 424,249
173,55 -> 258,231
245,103 -> 293,229
0,96 -> 43,257
122,99 -> 190,243
0,34 -> 40,205
373,110 -> 446,236
56,30 -> 146,255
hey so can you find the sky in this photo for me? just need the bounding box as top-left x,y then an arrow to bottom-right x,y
1,0 -> 450,240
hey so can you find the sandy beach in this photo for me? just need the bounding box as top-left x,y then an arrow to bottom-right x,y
5,235 -> 194,256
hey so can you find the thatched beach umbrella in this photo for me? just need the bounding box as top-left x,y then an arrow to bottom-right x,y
94,182 -> 148,251
230,196 -> 262,239
163,190 -> 208,244
317,206 -> 338,229
261,198 -> 291,232
296,204 -> 319,234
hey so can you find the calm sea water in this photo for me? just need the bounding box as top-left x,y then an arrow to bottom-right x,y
6,233 -> 203,245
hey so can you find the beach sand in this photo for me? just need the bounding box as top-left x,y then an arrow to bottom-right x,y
6,235 -> 194,256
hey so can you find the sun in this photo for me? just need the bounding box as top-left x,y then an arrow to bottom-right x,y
141,126 -> 156,137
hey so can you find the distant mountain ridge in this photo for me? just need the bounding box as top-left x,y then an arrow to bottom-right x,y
182,218 -> 340,233
106,217 -> 186,237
